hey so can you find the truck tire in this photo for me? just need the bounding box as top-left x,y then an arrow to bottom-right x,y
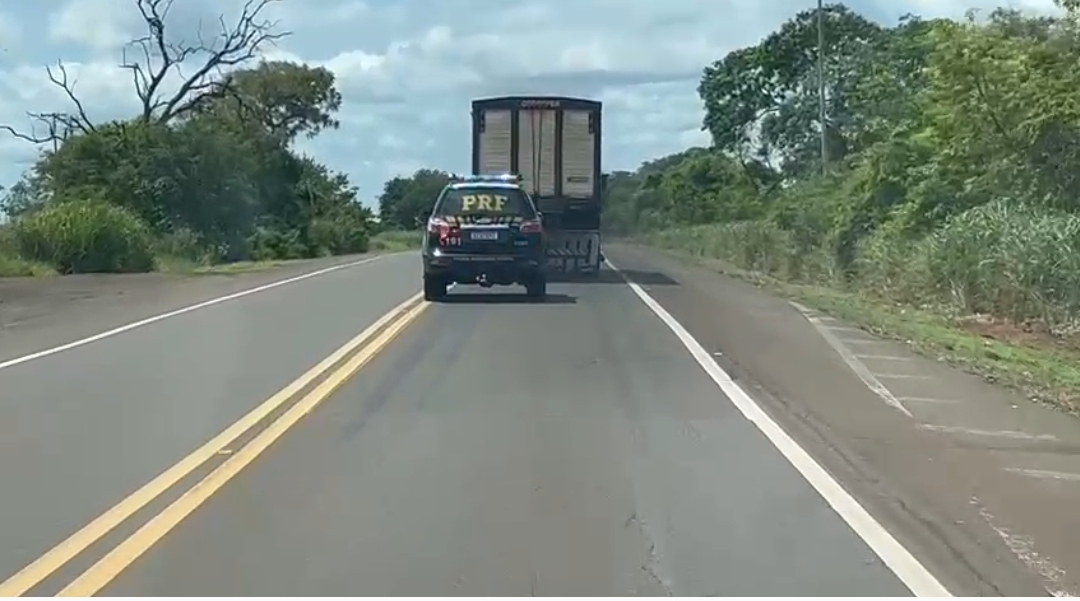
525,275 -> 547,300
423,276 -> 447,301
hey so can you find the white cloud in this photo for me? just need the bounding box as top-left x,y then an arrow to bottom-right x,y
48,0 -> 138,51
290,0 -> 371,25
0,0 -> 1061,204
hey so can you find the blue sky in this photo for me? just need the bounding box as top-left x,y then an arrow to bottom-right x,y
0,0 -> 1056,206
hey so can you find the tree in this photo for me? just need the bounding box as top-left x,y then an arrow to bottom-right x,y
199,61 -> 343,143
377,169 -> 452,229
0,173 -> 48,219
698,3 -> 884,179
0,2 -> 372,271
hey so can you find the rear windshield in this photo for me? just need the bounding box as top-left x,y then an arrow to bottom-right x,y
435,186 -> 536,217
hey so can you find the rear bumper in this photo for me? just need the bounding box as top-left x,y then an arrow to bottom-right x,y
422,250 -> 544,284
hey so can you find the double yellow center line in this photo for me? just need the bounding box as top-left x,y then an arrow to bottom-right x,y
0,292 -> 431,597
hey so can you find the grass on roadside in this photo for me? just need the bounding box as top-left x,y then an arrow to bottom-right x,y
0,253 -> 56,277
0,226 -> 56,277
640,241 -> 1080,418
370,229 -> 423,252
2,228 -> 423,280
152,254 -> 302,275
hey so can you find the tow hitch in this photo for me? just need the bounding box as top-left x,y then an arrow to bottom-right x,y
478,274 -> 494,288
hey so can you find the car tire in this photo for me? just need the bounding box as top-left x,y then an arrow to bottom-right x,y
423,276 -> 447,301
525,275 -> 546,300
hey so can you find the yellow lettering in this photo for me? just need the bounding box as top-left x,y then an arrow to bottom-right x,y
461,193 -> 509,212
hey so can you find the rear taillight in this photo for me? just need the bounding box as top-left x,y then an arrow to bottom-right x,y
519,219 -> 542,234
428,218 -> 459,245
427,217 -> 447,235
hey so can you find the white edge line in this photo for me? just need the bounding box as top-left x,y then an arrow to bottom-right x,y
919,424 -> 1058,441
789,300 -> 814,314
826,325 -> 867,332
0,254 -> 394,371
897,397 -> 960,404
1006,468 -> 1080,482
604,258 -> 951,597
791,304 -> 912,417
844,338 -> 892,344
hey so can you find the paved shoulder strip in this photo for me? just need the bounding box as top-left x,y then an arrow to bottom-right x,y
0,255 -> 388,372
603,258 -> 952,598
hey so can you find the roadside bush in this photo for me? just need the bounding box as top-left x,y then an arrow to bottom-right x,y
852,220 -> 931,306
370,229 -> 423,251
645,221 -> 836,283
0,224 -> 55,277
641,197 -> 1080,335
10,201 -> 155,274
0,253 -> 54,277
916,200 -> 1080,328
153,227 -> 220,263
246,224 -> 308,261
307,210 -> 370,256
0,224 -> 15,256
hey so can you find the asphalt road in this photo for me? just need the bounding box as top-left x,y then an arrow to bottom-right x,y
0,246 -> 1041,596
0,254 -> 415,592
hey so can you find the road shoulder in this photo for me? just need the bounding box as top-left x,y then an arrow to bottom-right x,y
607,243 -> 1080,597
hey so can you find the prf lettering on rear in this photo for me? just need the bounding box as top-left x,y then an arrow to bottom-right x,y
461,194 -> 508,212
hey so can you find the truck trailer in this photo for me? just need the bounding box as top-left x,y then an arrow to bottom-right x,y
470,96 -> 604,275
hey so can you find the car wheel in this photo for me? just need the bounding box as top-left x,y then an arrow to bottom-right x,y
423,276 -> 447,301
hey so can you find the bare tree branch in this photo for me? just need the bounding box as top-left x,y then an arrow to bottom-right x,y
125,0 -> 290,124
0,60 -> 96,147
44,61 -> 97,135
121,0 -> 201,121
0,113 -> 76,151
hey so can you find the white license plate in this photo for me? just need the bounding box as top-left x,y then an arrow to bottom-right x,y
470,231 -> 499,240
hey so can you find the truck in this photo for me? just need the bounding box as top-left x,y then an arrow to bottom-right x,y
470,96 -> 604,276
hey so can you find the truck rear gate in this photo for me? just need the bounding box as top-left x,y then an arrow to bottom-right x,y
471,96 -> 603,274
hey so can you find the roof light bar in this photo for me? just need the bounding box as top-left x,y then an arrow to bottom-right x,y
451,173 -> 523,183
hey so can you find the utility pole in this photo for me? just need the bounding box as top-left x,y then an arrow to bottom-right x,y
817,0 -> 828,175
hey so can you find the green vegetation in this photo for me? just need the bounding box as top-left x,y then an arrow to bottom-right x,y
0,0 -> 374,276
370,229 -> 425,252
601,1 -> 1080,411
376,169 -> 453,232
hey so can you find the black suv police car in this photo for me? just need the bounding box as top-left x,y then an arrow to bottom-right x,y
421,175 -> 547,301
